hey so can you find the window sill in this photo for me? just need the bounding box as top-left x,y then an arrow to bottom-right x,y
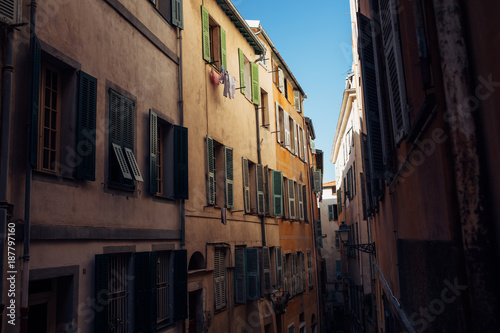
153,194 -> 176,202
32,170 -> 79,187
188,268 -> 207,275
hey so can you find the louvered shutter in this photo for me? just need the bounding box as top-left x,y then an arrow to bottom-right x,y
298,184 -> 304,220
238,49 -> 246,95
202,6 -> 210,62
242,158 -> 250,213
328,205 -> 334,221
307,250 -> 313,289
275,102 -> 281,143
313,170 -> 322,193
293,119 -> 298,155
377,1 -> 408,143
76,71 -> 97,180
246,247 -> 260,300
29,35 -> 41,168
297,126 -> 302,159
284,112 -> 290,150
235,248 -> 246,304
206,136 -> 215,205
315,220 -> 323,248
260,247 -> 272,295
94,254 -> 110,333
256,164 -> 265,215
135,252 -> 157,332
171,0 -> 183,29
149,110 -> 158,194
112,143 -> 132,180
283,255 -> 288,293
174,125 -> 188,198
278,68 -> 284,94
272,171 -> 283,216
302,185 -> 308,222
251,62 -> 260,105
291,253 -> 297,295
337,189 -> 342,213
294,90 -> 301,113
225,146 -> 234,209
220,27 -> 227,69
124,147 -> 143,182
264,166 -> 270,215
173,250 -> 188,320
358,13 -> 384,180
288,180 -> 296,219
303,129 -> 307,161
214,249 -> 226,310
301,252 -> 306,292
275,247 -> 283,289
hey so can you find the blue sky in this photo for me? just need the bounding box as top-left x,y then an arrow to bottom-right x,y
234,0 -> 353,183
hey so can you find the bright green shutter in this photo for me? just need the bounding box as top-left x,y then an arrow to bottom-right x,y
174,125 -> 188,199
30,35 -> 41,168
94,254 -> 110,333
251,62 -> 260,105
174,250 -> 188,320
76,71 -> 97,180
272,170 -> 283,216
202,6 -> 210,62
238,48 -> 245,95
171,0 -> 183,29
225,146 -> 234,209
149,110 -> 158,195
220,27 -> 227,70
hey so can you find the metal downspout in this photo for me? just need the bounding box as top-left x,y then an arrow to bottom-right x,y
178,27 -> 186,249
0,26 -> 15,330
255,104 -> 266,246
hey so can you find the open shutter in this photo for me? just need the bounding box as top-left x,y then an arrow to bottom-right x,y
275,247 -> 283,289
135,252 -> 157,332
313,170 -> 322,193
242,157 -> 250,213
206,136 -> 215,205
94,254 -> 109,333
173,250 -> 188,320
171,0 -> 183,29
174,125 -> 189,199
315,220 -> 323,249
261,247 -> 272,295
235,247 -> 246,304
272,171 -> 283,216
112,143 -> 132,179
303,129 -> 307,161
246,247 -> 260,300
302,185 -> 308,221
337,189 -> 342,213
275,102 -> 281,143
284,112 -> 290,150
293,119 -> 298,155
202,6 -> 210,62
264,166 -> 270,215
297,126 -> 302,159
377,1 -> 408,143
76,71 -> 97,180
251,62 -> 260,105
328,205 -> 334,221
298,184 -> 304,220
29,35 -> 41,168
288,180 -> 296,219
220,27 -> 227,69
307,250 -> 313,288
278,67 -> 284,94
238,49 -> 246,95
149,110 -> 158,194
225,146 -> 234,209
124,147 -> 144,182
256,164 -> 264,215
294,90 -> 301,113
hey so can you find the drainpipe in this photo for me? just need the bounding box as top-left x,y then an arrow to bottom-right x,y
255,104 -> 266,246
0,26 -> 15,330
21,2 -> 37,332
177,27 -> 186,249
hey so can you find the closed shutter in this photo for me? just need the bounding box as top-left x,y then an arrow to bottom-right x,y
242,158 -> 250,213
246,247 -> 260,300
251,62 -> 260,105
313,170 -> 322,193
202,6 -> 210,62
297,125 -> 302,159
256,164 -> 265,215
235,247 -> 246,304
29,35 -> 41,168
173,250 -> 188,320
225,146 -> 234,209
174,125 -> 188,199
301,252 -> 306,292
238,49 -> 246,95
214,248 -> 226,310
307,250 -> 313,289
135,252 -> 157,332
220,27 -> 227,69
298,184 -> 304,220
149,110 -> 158,194
206,136 -> 215,205
337,188 -> 342,213
275,247 -> 283,289
76,71 -> 97,180
377,2 -> 408,143
315,220 -> 323,248
282,255 -> 288,294
328,205 -> 334,221
264,166 -> 270,215
260,247 -> 272,295
275,102 -> 280,143
288,179 -> 296,219
293,120 -> 298,155
284,112 -> 290,150
272,171 -> 283,216
303,129 -> 307,162
94,254 -> 110,333
294,90 -> 301,113
171,0 -> 183,29
302,185 -> 308,222
291,253 -> 297,295
278,67 -> 284,94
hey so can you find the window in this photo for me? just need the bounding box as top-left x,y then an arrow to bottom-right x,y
246,247 -> 260,301
235,247 -> 246,304
30,39 -> 97,180
328,204 -> 334,221
315,220 -> 323,249
335,231 -> 340,249
307,250 -> 313,289
242,158 -> 264,215
275,103 -> 285,145
108,90 -> 142,190
156,251 -> 171,325
278,67 -> 285,94
336,260 -> 342,279
288,179 -> 296,220
149,110 -> 188,198
275,247 -> 283,289
260,247 -> 272,296
272,170 -> 283,217
150,0 -> 183,28
261,89 -> 269,129
288,323 -> 295,333
300,252 -> 306,293
238,49 -> 260,105
214,248 -> 226,310
294,90 -> 302,113
290,117 -> 297,155
202,6 -> 226,70
298,183 -> 304,221
206,136 -> 233,208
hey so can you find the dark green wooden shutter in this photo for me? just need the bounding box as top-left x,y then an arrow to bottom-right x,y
238,48 -> 245,95
225,146 -> 234,209
264,166 -> 270,215
235,247 -> 246,304
328,205 -> 334,221
76,71 -> 97,180
246,247 -> 260,300
242,157 -> 250,213
251,62 -> 260,105
94,254 -> 109,333
272,171 -> 283,216
135,252 -> 157,333
149,110 -> 158,195
220,27 -> 227,70
173,249 -> 188,321
174,125 -> 188,199
171,0 -> 183,29
202,6 -> 210,62
337,188 -> 342,212
315,220 -> 323,249
207,136 -> 215,205
29,35 -> 41,168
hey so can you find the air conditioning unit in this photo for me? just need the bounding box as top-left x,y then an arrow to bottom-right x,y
0,0 -> 21,26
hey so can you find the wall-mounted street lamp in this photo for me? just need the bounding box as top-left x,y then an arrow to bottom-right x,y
338,221 -> 376,255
